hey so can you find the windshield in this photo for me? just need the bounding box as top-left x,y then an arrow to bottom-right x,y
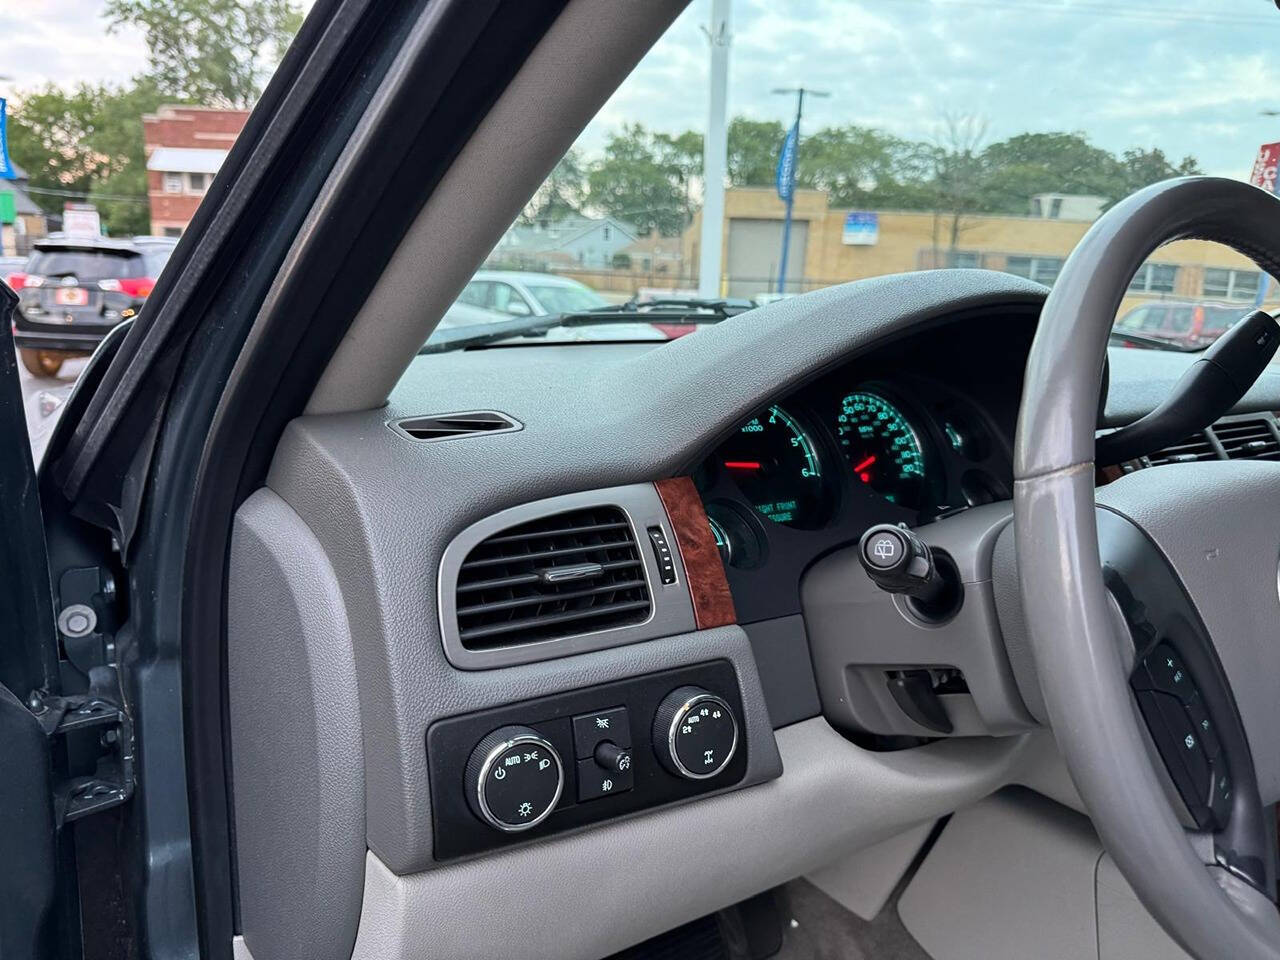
427,0 -> 1280,353
27,249 -> 145,281
524,284 -> 608,313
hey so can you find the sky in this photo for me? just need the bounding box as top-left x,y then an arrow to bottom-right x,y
4,0 -> 1280,179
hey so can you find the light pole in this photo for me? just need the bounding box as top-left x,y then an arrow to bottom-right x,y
772,86 -> 828,295
697,0 -> 732,300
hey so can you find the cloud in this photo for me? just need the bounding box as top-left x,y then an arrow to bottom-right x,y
5,0 -> 1280,181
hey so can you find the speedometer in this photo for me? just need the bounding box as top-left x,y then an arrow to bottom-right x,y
836,391 -> 927,508
717,405 -> 830,528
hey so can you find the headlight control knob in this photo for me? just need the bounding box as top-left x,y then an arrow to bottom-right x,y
464,725 -> 564,832
653,686 -> 738,780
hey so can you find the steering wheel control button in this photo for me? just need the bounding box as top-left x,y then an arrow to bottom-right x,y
653,686 -> 738,780
464,725 -> 564,832
1138,643 -> 1196,705
863,529 -> 906,569
577,756 -> 634,802
571,706 -> 630,759
1183,698 -> 1222,760
1210,769 -> 1233,826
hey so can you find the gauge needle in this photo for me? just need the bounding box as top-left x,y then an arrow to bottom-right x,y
724,460 -> 763,470
853,455 -> 877,472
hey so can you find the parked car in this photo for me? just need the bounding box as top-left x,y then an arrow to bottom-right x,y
11,234 -> 177,377
453,269 -> 610,318
0,255 -> 28,286
1113,300 -> 1247,349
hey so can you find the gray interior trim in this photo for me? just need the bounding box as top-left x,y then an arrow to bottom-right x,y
347,719 -> 1053,960
229,489 -> 366,960
306,0 -> 690,413
741,615 -> 821,728
805,821 -> 937,922
899,789 -> 1104,960
437,484 -> 695,670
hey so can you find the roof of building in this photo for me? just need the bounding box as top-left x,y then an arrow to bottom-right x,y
1,163 -> 46,216
146,147 -> 229,174
499,216 -> 638,253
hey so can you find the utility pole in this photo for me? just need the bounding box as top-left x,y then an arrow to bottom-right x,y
772,86 -> 828,295
698,0 -> 731,299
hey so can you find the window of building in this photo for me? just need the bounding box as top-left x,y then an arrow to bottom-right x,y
163,172 -> 183,193
947,250 -> 981,268
188,172 -> 208,194
1203,268 -> 1262,301
1128,263 -> 1178,294
162,227 -> 183,238
1005,255 -> 1064,285
1048,197 -> 1063,219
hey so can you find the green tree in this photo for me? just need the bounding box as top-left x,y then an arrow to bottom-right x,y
586,124 -> 690,236
8,81 -> 165,234
522,150 -> 587,224
1115,147 -> 1201,197
104,0 -> 303,107
726,118 -> 785,186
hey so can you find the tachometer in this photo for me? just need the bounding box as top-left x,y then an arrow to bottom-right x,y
717,405 -> 830,528
836,391 -> 927,508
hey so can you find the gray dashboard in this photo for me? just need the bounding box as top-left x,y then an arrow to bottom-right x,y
228,268 -> 1280,960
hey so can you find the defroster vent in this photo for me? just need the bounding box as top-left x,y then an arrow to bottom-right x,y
454,506 -> 652,650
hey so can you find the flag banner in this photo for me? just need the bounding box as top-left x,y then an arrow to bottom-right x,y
775,121 -> 798,202
0,99 -> 15,180
1249,141 -> 1280,194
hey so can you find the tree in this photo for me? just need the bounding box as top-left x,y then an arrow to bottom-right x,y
726,118 -> 785,186
976,132 -> 1125,213
522,150 -> 586,224
927,114 -> 989,264
104,0 -> 303,107
1115,147 -> 1201,198
8,80 -> 165,234
586,124 -> 690,236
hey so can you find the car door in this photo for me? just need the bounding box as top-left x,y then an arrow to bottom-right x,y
0,283 -> 72,960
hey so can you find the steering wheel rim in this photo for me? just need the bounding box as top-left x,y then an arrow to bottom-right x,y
1013,176 -> 1280,958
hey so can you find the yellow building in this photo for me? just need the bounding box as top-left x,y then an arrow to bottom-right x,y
682,187 -> 1279,318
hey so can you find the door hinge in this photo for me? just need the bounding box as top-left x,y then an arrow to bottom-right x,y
29,666 -> 134,825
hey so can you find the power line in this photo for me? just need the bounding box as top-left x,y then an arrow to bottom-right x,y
21,185 -> 149,205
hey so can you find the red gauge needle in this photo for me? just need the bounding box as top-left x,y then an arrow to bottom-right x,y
723,460 -> 763,470
853,455 -> 877,472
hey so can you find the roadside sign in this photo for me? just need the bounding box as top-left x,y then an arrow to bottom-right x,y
775,122 -> 798,202
842,211 -> 879,246
0,191 -> 15,225
62,203 -> 101,237
1249,142 -> 1280,193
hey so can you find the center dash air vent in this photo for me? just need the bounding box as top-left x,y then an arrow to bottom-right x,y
1146,432 -> 1216,466
454,506 -> 652,651
390,410 -> 520,442
1214,418 -> 1280,460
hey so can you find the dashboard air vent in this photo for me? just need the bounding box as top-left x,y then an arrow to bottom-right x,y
392,410 -> 519,442
1214,418 -> 1280,461
1146,432 -> 1216,466
454,506 -> 652,651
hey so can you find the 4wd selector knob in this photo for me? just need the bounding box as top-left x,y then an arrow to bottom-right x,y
653,686 -> 738,780
464,725 -> 564,832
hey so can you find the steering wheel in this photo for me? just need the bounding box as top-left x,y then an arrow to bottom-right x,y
1014,176 -> 1280,958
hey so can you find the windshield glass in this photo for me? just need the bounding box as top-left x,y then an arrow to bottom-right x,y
523,284 -> 609,313
426,0 -> 1280,353
27,249 -> 145,281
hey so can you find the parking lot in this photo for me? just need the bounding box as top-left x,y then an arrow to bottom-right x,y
15,345 -> 86,465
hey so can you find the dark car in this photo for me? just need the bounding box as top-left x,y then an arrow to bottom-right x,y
11,234 -> 176,377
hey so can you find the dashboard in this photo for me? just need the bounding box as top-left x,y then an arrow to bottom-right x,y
693,307 -> 1034,624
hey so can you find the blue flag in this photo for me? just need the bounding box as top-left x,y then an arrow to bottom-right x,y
0,99 -> 15,180
775,121 -> 798,202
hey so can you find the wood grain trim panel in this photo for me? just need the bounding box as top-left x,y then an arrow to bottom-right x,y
654,476 -> 736,630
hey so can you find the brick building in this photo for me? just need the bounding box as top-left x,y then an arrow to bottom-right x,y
143,105 -> 250,236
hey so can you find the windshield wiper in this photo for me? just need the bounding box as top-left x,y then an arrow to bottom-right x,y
420,301 -> 754,354
585,296 -> 757,318
1108,330 -> 1202,353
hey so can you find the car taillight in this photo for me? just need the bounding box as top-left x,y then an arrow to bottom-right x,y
5,272 -> 27,291
99,277 -> 155,297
